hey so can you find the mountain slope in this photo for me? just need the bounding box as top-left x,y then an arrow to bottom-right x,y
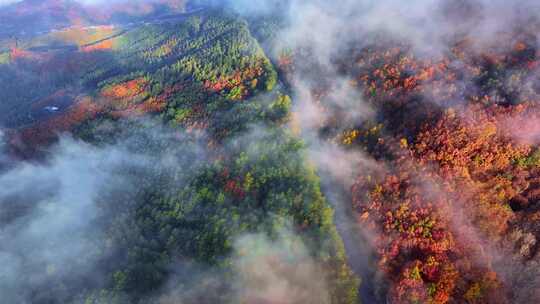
0,7 -> 359,304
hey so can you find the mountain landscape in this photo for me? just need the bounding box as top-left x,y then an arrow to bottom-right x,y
0,0 -> 539,303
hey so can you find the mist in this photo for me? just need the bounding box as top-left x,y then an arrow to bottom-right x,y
0,121 -> 209,303
0,115 -> 349,303
0,136 -> 139,302
227,0 -> 539,302
157,225 -> 331,304
1,0 -> 539,303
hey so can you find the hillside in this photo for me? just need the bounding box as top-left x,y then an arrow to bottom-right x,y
0,6 -> 358,304
276,2 -> 540,303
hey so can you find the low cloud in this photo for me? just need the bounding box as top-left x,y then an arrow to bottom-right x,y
0,136 -> 139,302
0,120 -> 208,303
231,228 -> 330,304
157,225 -> 331,304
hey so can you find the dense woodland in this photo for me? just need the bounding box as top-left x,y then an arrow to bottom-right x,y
277,15 -> 540,303
0,6 -> 357,304
2,0 -> 540,304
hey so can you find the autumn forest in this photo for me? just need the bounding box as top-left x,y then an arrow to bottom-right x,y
0,0 -> 540,304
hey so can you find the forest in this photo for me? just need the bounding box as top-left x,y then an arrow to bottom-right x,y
274,2 -> 540,302
1,0 -> 540,304
0,3 -> 356,304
